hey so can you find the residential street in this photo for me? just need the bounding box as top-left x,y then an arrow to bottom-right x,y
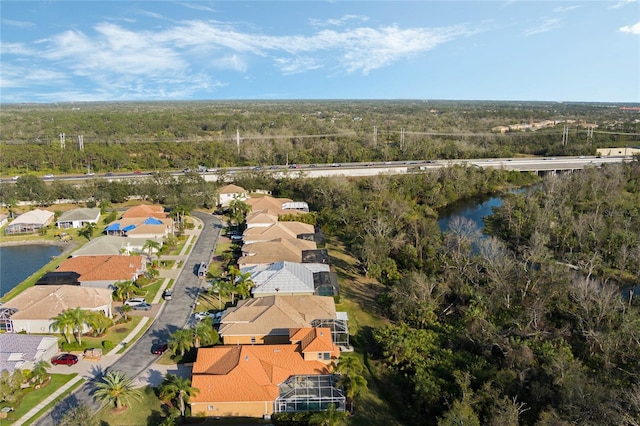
33,211 -> 222,426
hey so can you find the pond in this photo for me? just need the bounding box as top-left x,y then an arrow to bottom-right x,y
0,244 -> 63,297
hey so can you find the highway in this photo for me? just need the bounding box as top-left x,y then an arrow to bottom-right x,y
1,156 -> 632,183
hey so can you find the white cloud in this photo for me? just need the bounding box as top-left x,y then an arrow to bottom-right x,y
274,57 -> 323,75
609,0 -> 637,9
619,22 -> 640,34
2,17 -> 475,100
524,18 -> 561,36
2,19 -> 34,29
210,54 -> 248,72
178,2 -> 216,13
309,15 -> 369,27
553,6 -> 580,13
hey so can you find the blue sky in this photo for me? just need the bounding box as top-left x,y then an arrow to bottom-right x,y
1,1 -> 639,103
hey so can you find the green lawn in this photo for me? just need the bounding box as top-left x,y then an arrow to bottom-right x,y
1,374 -> 78,425
94,386 -> 166,426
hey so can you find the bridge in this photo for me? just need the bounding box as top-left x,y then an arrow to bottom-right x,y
1,156 -> 632,184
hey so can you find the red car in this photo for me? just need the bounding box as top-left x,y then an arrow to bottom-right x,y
51,353 -> 79,366
152,343 -> 168,355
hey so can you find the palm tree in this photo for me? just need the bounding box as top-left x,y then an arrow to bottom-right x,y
235,271 -> 254,300
30,360 -> 51,386
85,311 -> 114,336
308,403 -> 347,426
119,304 -> 133,321
66,307 -> 92,345
50,310 -> 76,344
114,280 -> 139,302
158,374 -> 199,417
79,222 -> 97,240
193,319 -> 219,348
143,239 -> 161,265
168,329 -> 194,357
334,355 -> 367,413
93,370 -> 143,411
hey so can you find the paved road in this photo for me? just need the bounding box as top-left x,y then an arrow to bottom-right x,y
35,211 -> 222,426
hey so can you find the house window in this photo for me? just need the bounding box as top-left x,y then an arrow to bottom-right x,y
250,337 -> 256,343
208,405 -> 214,411
323,352 -> 330,360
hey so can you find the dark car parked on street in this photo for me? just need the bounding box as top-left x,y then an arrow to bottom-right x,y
151,343 -> 168,355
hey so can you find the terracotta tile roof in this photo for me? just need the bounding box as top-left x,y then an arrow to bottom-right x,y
290,328 -> 338,355
3,285 -> 113,320
121,204 -> 168,219
245,196 -> 293,212
238,239 -> 316,266
218,184 -> 247,194
244,222 -> 314,243
245,210 -> 280,227
218,295 -> 337,338
57,255 -> 145,281
191,344 -> 331,404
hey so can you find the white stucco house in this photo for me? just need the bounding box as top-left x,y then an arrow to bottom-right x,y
56,207 -> 101,229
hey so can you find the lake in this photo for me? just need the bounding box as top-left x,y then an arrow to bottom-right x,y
0,245 -> 63,297
438,194 -> 504,233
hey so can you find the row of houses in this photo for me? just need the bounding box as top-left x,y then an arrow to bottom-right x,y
189,187 -> 348,418
0,205 -> 172,338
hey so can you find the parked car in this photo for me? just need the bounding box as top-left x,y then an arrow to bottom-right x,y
151,343 -> 168,355
193,311 -> 215,321
105,171 -> 113,176
133,302 -> 152,310
43,174 -> 54,179
162,289 -> 173,300
51,353 -> 78,366
124,297 -> 146,306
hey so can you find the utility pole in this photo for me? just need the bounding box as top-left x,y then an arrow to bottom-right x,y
78,134 -> 84,151
562,125 -> 569,146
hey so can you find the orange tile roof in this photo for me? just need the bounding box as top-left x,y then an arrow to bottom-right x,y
57,255 -> 144,281
121,204 -> 168,219
290,328 -> 338,355
245,196 -> 292,212
191,343 -> 331,404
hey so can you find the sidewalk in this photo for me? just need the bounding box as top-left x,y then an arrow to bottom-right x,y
12,220 -> 205,426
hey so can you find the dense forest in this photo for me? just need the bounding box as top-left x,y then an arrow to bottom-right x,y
2,101 -> 640,425
4,160 -> 640,425
1,101 -> 637,175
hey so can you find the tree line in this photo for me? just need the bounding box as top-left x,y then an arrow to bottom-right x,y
1,101 -> 636,175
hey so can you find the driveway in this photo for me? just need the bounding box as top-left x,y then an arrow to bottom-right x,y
35,211 -> 222,426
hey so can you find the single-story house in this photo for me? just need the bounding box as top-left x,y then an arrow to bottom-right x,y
56,255 -> 146,289
5,209 -> 54,235
244,196 -> 291,215
56,207 -> 100,229
121,204 -> 168,219
241,261 -> 330,297
243,222 -> 315,245
238,238 -> 316,267
0,214 -> 9,228
104,217 -> 173,239
245,210 -> 280,229
0,334 -> 59,373
1,285 -> 113,334
190,328 -> 342,418
69,236 -> 160,257
218,184 -> 247,208
218,295 -> 337,345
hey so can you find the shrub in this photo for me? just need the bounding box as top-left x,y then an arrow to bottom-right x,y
101,340 -> 114,351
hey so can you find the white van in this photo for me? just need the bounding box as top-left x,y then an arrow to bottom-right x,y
197,263 -> 208,278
